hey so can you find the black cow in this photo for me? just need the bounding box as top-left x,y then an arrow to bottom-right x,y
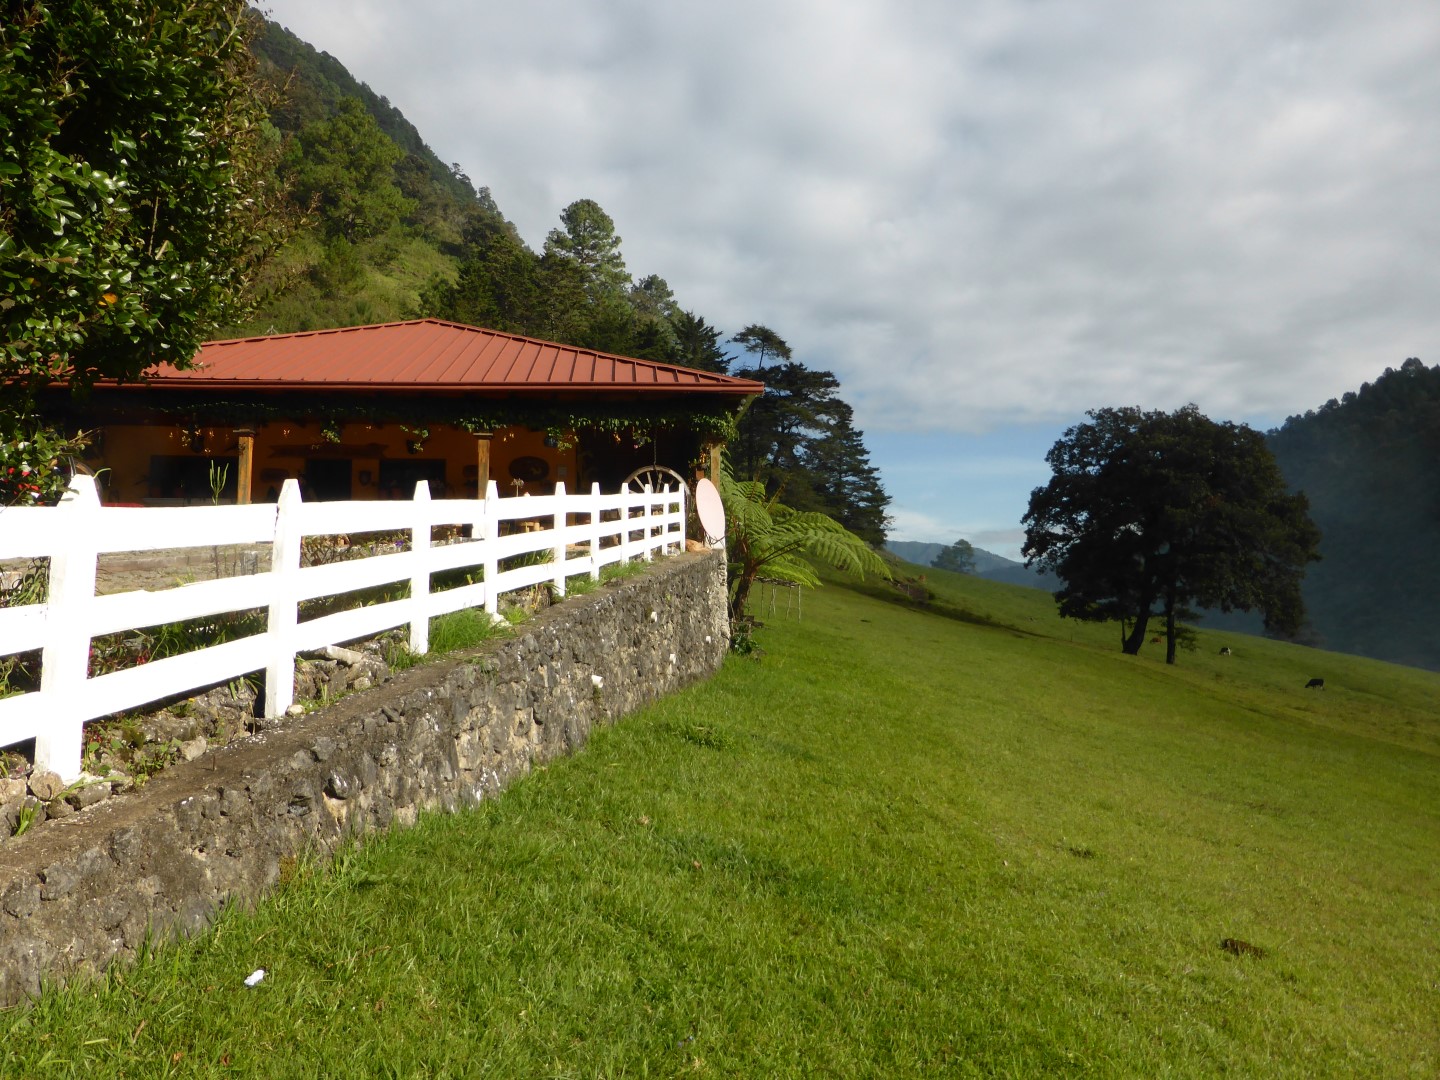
1305,678 -> 1325,689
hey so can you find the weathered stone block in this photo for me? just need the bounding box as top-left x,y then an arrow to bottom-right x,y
28,771 -> 64,802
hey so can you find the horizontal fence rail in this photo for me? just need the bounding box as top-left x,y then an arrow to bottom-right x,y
0,476 -> 687,779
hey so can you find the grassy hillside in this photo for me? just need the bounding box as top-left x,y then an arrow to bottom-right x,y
10,567 -> 1437,1076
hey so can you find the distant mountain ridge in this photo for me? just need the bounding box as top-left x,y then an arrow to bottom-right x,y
885,541 -> 1053,589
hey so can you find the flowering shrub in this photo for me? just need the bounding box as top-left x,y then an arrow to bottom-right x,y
0,416 -> 87,507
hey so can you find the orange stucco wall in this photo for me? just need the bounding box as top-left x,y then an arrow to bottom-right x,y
90,420 -> 579,505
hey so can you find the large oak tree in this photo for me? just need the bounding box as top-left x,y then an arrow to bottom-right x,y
1023,405 -> 1321,663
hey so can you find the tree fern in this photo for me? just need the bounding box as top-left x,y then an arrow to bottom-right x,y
719,464 -> 889,619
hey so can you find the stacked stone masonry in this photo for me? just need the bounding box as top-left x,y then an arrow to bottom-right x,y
0,551 -> 728,1005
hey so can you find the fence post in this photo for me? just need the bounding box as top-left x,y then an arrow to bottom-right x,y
409,481 -> 432,654
589,482 -> 603,580
33,476 -> 101,780
265,479 -> 303,719
552,481 -> 567,597
642,484 -> 654,562
679,483 -> 688,553
482,480 -> 500,616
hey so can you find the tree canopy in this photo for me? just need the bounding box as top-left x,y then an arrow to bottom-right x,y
1,0 -> 283,396
933,539 -> 976,574
282,97 -> 415,243
1023,405 -> 1321,664
543,198 -> 629,302
731,325 -> 792,369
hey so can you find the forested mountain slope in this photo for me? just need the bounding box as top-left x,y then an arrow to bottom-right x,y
230,14 -> 891,542
1266,358 -> 1440,671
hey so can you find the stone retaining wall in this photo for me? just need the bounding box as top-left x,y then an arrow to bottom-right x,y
0,551 -> 728,1005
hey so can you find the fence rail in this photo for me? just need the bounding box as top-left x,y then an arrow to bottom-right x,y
0,476 -> 687,780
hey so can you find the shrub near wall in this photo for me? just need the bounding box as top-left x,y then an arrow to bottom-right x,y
0,551 -> 728,1005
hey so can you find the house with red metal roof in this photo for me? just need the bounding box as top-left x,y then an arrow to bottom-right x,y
45,320 -> 762,505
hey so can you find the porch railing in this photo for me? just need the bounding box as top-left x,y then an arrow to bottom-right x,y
0,475 -> 686,780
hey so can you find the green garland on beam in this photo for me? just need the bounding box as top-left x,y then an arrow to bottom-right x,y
43,392 -> 743,446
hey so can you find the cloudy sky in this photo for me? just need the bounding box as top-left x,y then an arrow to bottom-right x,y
260,0 -> 1439,558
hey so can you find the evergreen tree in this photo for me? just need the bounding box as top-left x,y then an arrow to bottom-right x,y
732,324 -> 792,369
282,97 -> 415,243
804,407 -> 891,546
543,199 -> 630,302
670,311 -> 732,373
420,213 -> 541,335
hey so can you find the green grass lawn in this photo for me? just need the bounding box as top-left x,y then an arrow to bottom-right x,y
8,566 -> 1439,1077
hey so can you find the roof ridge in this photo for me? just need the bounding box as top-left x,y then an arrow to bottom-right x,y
197,320 -> 753,385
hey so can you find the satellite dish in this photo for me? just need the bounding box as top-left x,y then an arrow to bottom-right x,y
694,477 -> 725,545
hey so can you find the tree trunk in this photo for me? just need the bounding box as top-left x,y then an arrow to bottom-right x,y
1121,611 -> 1151,654
1165,597 -> 1178,665
729,571 -> 754,622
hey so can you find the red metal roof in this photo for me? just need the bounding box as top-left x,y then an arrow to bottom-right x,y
139,319 -> 764,397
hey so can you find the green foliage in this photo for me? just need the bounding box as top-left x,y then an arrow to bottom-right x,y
731,324 -> 793,368
1024,405 -> 1322,664
418,213 -> 537,334
719,462 -> 889,619
0,413 -> 86,505
543,198 -> 630,302
282,98 -> 415,243
0,0 -> 285,397
670,310 -> 733,373
1265,357 -> 1440,670
932,538 -> 976,574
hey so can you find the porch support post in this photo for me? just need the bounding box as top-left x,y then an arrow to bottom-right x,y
235,427 -> 256,505
474,430 -> 493,497
707,441 -> 723,480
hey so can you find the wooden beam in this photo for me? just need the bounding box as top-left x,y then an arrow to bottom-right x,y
235,428 -> 255,505
475,431 -> 493,496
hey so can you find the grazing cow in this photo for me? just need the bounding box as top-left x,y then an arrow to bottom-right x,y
1219,646 -> 1232,656
1305,678 -> 1325,689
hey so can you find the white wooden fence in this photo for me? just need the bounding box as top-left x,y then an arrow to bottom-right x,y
0,476 -> 687,781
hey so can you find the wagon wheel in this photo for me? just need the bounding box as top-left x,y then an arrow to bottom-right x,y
623,464 -> 689,495
622,465 -> 694,542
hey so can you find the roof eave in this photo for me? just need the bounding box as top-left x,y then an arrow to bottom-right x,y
116,379 -> 766,396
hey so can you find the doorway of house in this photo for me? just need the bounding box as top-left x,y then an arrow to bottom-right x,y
304,459 -> 352,501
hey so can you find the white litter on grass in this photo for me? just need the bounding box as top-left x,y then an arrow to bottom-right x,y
591,675 -> 604,689
244,969 -> 266,987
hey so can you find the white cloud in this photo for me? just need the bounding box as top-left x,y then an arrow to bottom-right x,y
261,0 -> 1440,436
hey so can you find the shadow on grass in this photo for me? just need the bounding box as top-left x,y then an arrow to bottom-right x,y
842,577 -> 1044,638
